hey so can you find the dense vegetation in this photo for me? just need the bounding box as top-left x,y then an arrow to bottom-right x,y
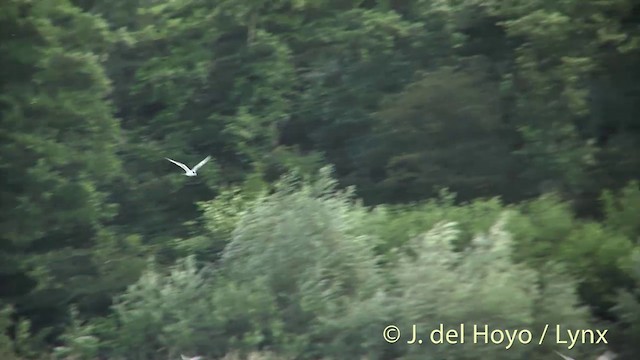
1,0 -> 639,359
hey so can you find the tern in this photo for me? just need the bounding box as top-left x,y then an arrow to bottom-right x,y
166,156 -> 211,176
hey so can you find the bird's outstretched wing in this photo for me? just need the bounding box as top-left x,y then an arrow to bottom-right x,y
191,155 -> 211,172
555,351 -> 575,360
166,158 -> 191,173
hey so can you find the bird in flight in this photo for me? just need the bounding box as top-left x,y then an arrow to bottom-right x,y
166,155 -> 211,176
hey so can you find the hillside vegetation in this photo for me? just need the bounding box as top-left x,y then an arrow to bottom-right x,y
1,0 -> 639,359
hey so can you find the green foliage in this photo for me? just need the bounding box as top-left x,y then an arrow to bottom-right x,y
394,215 -> 595,360
108,256 -> 216,358
354,66 -> 521,203
52,167 -> 640,359
612,249 -> 640,360
0,305 -> 46,360
373,188 -> 638,319
70,256 -> 281,359
1,0 -> 121,247
363,190 -> 505,257
0,0 -> 145,344
0,305 -> 21,360
483,0 -> 638,195
54,307 -> 101,360
221,166 -> 391,359
508,194 -> 637,312
2,0 -> 640,358
602,181 -> 640,240
281,4 -> 422,175
506,194 -> 577,264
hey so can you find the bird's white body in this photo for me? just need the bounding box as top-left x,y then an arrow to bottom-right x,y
166,156 -> 211,176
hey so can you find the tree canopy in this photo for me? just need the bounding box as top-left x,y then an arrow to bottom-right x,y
1,0 -> 639,359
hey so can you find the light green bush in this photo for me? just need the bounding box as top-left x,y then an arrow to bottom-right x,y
393,213 -> 597,360
221,166 -> 391,359
55,168 -> 631,360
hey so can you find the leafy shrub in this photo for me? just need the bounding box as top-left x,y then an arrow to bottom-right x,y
221,166 -> 391,359
612,248 -> 640,360
393,214 -> 597,360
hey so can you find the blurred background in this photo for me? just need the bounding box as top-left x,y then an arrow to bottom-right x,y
0,0 -> 639,359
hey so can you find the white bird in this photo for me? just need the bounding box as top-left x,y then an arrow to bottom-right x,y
181,355 -> 202,360
166,156 -> 211,176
